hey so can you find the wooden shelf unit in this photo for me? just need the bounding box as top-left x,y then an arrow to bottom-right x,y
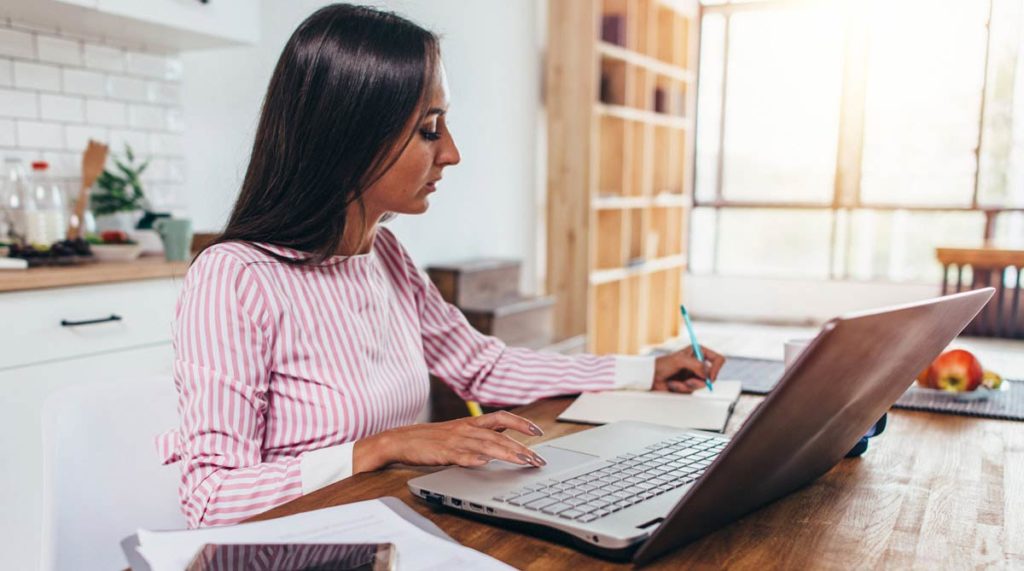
547,0 -> 699,355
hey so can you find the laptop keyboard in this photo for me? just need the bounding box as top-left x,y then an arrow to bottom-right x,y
492,433 -> 726,523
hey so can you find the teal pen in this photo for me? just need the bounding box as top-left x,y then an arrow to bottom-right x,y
680,304 -> 713,392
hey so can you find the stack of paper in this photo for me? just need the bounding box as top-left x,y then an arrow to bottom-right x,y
557,380 -> 743,432
128,498 -> 513,571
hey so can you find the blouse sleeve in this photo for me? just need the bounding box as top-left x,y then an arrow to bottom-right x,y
172,251 -> 350,528
379,231 -> 655,408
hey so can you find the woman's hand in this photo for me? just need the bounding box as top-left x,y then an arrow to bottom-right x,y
652,346 -> 725,394
353,410 -> 548,474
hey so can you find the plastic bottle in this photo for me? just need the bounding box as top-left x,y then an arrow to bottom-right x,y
2,157 -> 37,245
0,160 -> 9,241
30,161 -> 67,244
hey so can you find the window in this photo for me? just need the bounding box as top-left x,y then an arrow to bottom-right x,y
693,0 -> 1024,283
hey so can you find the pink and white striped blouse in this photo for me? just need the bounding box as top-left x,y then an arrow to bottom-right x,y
157,227 -> 654,528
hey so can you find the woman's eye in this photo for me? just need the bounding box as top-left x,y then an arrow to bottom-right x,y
419,129 -> 441,141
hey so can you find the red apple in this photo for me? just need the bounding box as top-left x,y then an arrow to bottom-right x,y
100,229 -> 131,244
918,349 -> 983,392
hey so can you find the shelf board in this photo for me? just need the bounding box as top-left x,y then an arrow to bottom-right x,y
593,193 -> 690,209
653,193 -> 689,207
590,255 -> 687,285
593,195 -> 649,209
595,103 -> 691,130
598,42 -> 694,83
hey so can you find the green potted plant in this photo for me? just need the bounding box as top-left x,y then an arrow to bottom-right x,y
90,144 -> 150,233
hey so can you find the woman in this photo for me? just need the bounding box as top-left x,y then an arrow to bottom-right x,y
158,4 -> 725,529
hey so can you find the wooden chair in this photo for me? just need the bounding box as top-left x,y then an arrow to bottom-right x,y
937,247 -> 1024,339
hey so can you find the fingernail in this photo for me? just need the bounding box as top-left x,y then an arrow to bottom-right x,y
478,455 -> 492,463
516,453 -> 533,465
529,423 -> 544,436
533,454 -> 547,466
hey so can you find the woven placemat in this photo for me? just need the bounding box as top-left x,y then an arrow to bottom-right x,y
892,383 -> 1024,421
722,355 -> 1024,422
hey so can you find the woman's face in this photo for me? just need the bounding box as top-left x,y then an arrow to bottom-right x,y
360,64 -> 461,218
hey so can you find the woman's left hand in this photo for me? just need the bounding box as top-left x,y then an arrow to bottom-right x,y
652,346 -> 726,394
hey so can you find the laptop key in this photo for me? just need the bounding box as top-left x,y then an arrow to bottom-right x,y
577,514 -> 599,523
508,491 -> 547,506
523,498 -> 558,511
560,509 -> 585,520
541,502 -> 572,515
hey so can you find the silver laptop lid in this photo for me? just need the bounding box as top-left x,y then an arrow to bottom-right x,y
635,288 -> 995,565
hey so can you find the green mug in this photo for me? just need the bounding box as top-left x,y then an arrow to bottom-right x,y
154,218 -> 193,262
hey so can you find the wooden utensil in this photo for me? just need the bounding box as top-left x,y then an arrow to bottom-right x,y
67,139 -> 109,240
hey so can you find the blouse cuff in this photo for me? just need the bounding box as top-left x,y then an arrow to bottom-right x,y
612,355 -> 656,391
300,441 -> 357,495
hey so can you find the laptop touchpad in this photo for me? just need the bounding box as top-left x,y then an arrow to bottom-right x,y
532,445 -> 600,473
472,445 -> 598,475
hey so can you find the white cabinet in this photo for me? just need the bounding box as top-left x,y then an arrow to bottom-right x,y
1,0 -> 259,51
95,0 -> 259,46
0,279 -> 179,370
55,0 -> 96,7
0,278 -> 180,571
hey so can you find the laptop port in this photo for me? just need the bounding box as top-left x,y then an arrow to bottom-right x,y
469,503 -> 484,511
485,507 -> 494,514
450,498 -> 462,507
421,491 -> 445,506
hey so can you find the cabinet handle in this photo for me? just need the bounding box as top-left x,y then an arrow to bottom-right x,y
60,314 -> 123,327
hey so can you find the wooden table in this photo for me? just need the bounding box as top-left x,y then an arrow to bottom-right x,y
250,396 -> 1024,569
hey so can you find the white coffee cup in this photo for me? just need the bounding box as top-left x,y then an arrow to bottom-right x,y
784,338 -> 813,370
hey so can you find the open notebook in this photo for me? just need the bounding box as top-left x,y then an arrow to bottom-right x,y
557,381 -> 743,433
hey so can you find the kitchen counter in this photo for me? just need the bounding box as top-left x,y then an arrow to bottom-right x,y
0,256 -> 189,293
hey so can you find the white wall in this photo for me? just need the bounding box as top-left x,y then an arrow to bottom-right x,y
182,0 -> 547,292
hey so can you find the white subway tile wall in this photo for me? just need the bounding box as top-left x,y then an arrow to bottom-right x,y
0,59 -> 10,87
0,20 -> 186,211
36,36 -> 81,66
0,28 -> 33,59
13,61 -> 60,90
16,120 -> 63,149
0,119 -> 15,146
40,94 -> 84,122
63,68 -> 106,97
83,44 -> 124,72
85,99 -> 127,126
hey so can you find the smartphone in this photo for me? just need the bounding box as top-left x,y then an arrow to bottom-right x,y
184,542 -> 396,571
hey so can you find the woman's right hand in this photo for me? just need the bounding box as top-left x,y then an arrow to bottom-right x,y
353,410 -> 548,473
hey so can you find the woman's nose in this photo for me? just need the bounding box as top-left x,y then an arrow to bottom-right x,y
439,132 -> 461,167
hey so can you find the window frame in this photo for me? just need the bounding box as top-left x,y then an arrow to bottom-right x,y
694,0 -> 1024,281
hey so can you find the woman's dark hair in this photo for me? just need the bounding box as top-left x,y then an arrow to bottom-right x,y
199,4 -> 439,265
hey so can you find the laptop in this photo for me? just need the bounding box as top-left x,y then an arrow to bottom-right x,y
408,289 -> 994,564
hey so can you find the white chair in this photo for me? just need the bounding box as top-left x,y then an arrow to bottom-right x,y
41,375 -> 186,570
